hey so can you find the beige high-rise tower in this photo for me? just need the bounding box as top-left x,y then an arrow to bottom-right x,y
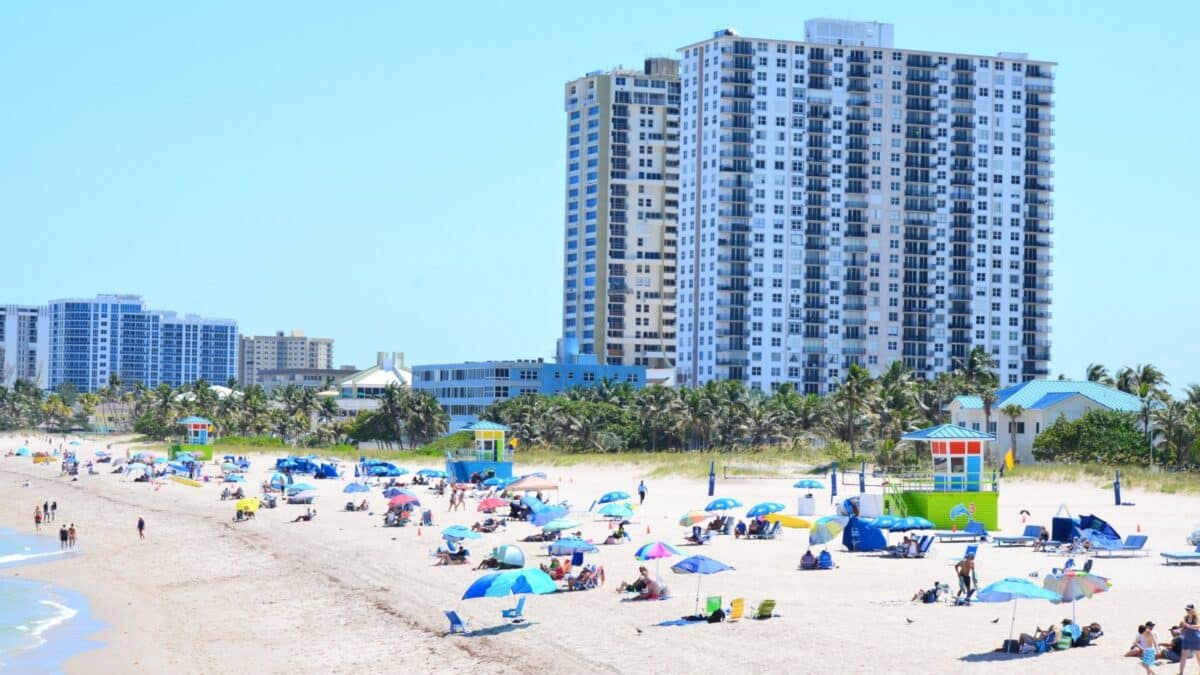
562,58 -> 680,369
239,330 -> 334,387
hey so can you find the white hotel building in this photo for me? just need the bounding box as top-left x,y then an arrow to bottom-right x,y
675,19 -> 1054,393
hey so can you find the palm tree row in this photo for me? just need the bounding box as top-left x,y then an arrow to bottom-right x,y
0,375 -> 448,450
483,347 -> 1002,460
1086,362 -> 1200,467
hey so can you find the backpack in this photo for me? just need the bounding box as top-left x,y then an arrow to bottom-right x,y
707,608 -> 726,623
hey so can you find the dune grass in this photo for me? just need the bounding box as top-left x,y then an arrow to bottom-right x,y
516,447 -> 837,480
1005,463 -> 1200,495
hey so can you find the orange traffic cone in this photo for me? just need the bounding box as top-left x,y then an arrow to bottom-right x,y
1137,523 -> 1141,533
646,524 -> 651,535
417,526 -> 422,537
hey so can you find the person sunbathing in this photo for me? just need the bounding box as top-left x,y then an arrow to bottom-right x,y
617,567 -> 650,593
1018,625 -> 1056,649
746,519 -> 765,537
706,516 -> 725,532
568,566 -> 595,591
475,550 -> 501,570
435,542 -> 469,566
291,508 -> 316,523
636,578 -> 664,600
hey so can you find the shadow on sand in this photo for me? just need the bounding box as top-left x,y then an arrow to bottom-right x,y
959,651 -> 1029,663
465,621 -> 537,637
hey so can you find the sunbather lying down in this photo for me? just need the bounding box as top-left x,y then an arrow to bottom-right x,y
291,508 -> 317,523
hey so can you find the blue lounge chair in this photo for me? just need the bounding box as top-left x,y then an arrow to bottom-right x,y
501,597 -> 526,622
1161,544 -> 1200,566
1094,534 -> 1149,557
936,520 -> 988,542
445,610 -> 468,635
760,521 -> 782,540
686,525 -> 711,545
992,525 -> 1042,547
949,544 -> 978,564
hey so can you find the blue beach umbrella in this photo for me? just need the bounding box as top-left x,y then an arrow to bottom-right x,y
462,568 -> 557,600
745,502 -> 785,518
704,497 -> 743,512
443,525 -> 482,541
68,440 -> 82,446
481,476 -> 505,487
975,577 -> 1062,641
548,537 -> 598,556
890,516 -> 934,532
541,519 -> 580,532
598,491 -> 631,504
530,507 -> 568,528
15,447 -> 30,456
793,479 -> 825,489
671,555 -> 735,615
867,515 -> 899,530
286,483 -> 316,495
343,483 -> 369,494
598,502 -> 634,519
221,462 -> 239,472
224,474 -> 245,482
418,469 -> 447,478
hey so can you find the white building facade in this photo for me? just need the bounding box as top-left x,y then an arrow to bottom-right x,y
0,305 -> 48,388
675,20 -> 1054,393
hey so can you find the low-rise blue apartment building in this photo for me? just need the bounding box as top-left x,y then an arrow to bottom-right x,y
412,351 -> 646,432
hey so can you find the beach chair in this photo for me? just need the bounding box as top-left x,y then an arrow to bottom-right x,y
722,518 -> 733,535
936,520 -> 988,542
501,597 -> 526,622
1051,558 -> 1076,576
761,521 -> 782,540
445,610 -> 469,635
705,596 -> 722,615
728,598 -> 745,621
948,543 -> 978,565
914,535 -> 934,558
1094,534 -> 1149,557
1161,544 -> 1200,565
752,599 -> 777,620
686,525 -> 711,545
421,510 -> 433,527
993,525 -> 1042,547
571,551 -> 585,567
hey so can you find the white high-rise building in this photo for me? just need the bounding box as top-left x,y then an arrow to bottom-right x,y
0,305 -> 48,388
675,21 -> 1053,393
562,58 -> 681,368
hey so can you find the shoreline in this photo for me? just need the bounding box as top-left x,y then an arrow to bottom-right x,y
0,578 -> 104,674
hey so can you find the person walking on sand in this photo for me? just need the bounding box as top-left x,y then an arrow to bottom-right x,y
42,501 -> 49,522
954,553 -> 976,600
1139,621 -> 1159,674
34,506 -> 42,532
50,501 -> 57,522
637,480 -> 647,505
137,517 -> 146,540
68,523 -> 77,549
1181,604 -> 1200,674
58,524 -> 68,550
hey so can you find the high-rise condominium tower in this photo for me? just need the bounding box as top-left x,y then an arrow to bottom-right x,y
675,20 -> 1053,393
562,58 -> 681,368
0,305 -> 48,388
238,330 -> 334,387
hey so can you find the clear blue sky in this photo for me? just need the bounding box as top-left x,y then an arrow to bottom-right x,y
2,2 -> 1197,388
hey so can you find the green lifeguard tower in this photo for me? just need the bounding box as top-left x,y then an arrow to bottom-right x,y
892,423 -> 998,529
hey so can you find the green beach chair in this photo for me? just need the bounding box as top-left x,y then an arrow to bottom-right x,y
705,596 -> 722,614
752,599 -> 776,620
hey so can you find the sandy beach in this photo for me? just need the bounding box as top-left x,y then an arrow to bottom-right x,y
1,433 -> 1195,674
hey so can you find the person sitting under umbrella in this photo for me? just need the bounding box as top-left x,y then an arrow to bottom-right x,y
636,577 -> 666,600
799,549 -> 817,570
604,523 -> 629,545
746,518 -> 765,537
706,515 -> 726,532
435,540 -> 469,566
1017,625 -> 1057,652
475,548 -> 502,570
617,567 -> 650,593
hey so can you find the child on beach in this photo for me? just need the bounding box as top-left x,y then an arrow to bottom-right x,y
1138,622 -> 1159,674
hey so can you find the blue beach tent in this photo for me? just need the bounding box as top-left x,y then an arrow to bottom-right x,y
841,517 -> 887,552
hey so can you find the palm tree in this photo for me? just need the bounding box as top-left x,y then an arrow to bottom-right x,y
1184,384 -> 1200,409
1085,363 -> 1112,385
829,364 -> 877,457
999,403 -> 1024,466
980,389 -> 998,465
636,385 -> 680,451
1151,400 -> 1189,469
954,346 -> 998,392
1136,382 -> 1162,466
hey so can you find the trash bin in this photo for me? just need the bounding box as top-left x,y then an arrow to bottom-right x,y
797,495 -> 816,516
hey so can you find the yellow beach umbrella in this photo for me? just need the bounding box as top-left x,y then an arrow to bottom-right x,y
764,514 -> 811,529
235,498 -> 260,513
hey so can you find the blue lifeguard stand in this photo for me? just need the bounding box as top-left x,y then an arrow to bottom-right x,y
444,421 -> 514,483
179,416 -> 215,445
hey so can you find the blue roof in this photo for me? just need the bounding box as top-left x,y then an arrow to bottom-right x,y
178,416 -> 212,424
901,424 -> 995,441
465,420 -> 509,432
952,380 -> 1141,413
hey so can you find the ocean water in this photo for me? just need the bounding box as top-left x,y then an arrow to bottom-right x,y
0,529 -> 102,673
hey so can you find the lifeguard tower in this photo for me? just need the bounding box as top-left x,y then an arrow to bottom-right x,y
171,416 -> 215,460
444,420 -> 514,483
889,423 -> 998,529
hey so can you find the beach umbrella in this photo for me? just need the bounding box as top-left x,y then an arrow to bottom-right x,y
286,483 -> 316,495
418,469 -> 447,478
154,457 -> 167,464
223,474 -> 245,483
235,497 -> 260,513
388,494 -> 420,508
867,515 -> 900,530
221,462 -> 238,472
598,502 -> 634,519
634,540 -> 684,579
764,514 -> 811,529
671,555 -> 735,616
704,497 -> 742,512
462,568 -> 556,600
343,483 -> 369,494
269,472 -> 288,488
530,507 -> 568,528
443,525 -> 482,540
381,487 -> 415,498
68,440 -> 82,446
810,516 -> 849,546
482,476 -> 507,487
15,447 -> 30,456
541,519 -> 579,532
290,490 -> 318,501
478,497 -> 508,512
598,491 -> 631,504
548,537 -> 598,556
679,510 -> 713,527
793,479 -> 825,489
1042,571 -> 1111,622
975,577 -> 1062,641
745,502 -> 785,518
94,449 -> 108,456
889,516 -> 934,532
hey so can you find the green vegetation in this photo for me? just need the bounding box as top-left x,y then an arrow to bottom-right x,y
1006,462 -> 1200,495
516,444 -> 840,480
1032,409 -> 1147,464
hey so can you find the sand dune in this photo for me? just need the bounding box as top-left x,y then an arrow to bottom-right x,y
1,434 -> 1194,674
